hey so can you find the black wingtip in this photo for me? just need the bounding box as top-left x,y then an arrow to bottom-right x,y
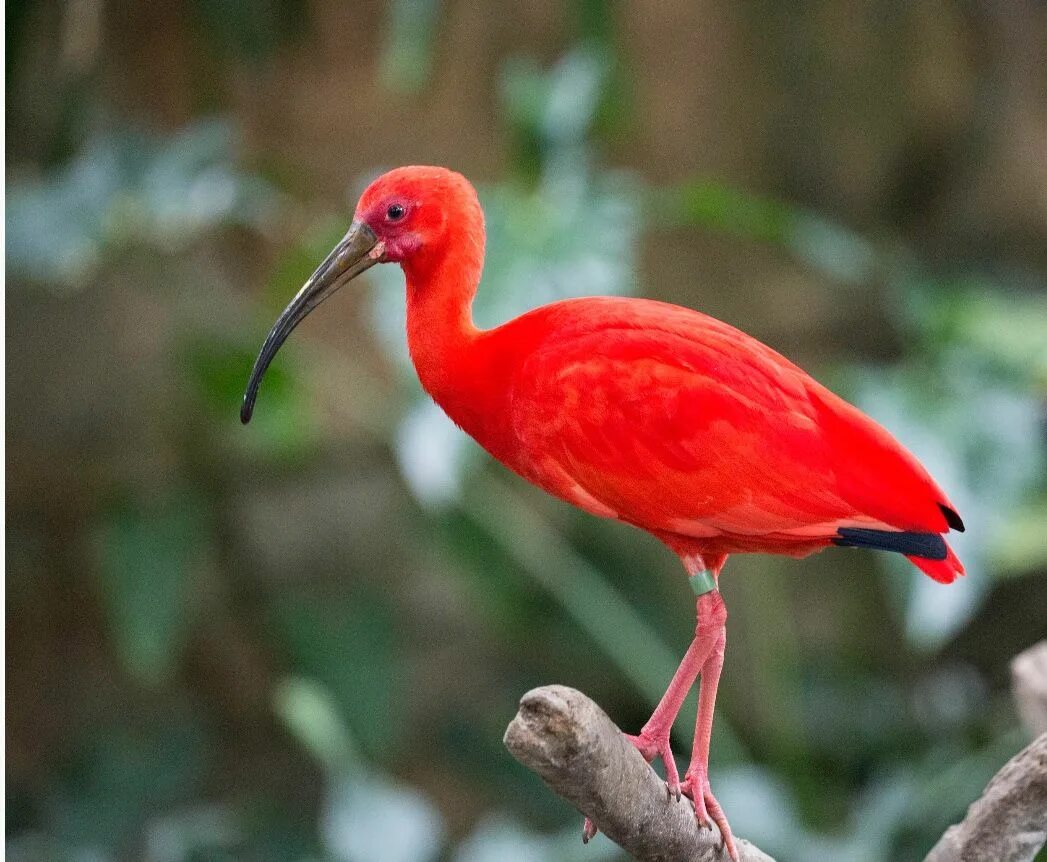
939,504 -> 965,532
834,527 -> 948,560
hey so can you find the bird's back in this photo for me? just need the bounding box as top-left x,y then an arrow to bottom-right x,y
478,296 -> 962,579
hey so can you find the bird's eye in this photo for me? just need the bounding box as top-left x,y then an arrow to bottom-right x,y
386,203 -> 406,222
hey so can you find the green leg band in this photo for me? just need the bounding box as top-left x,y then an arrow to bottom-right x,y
689,570 -> 718,596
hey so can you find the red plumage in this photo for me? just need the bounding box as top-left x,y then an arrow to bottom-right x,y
244,166 -> 966,859
475,297 -> 963,582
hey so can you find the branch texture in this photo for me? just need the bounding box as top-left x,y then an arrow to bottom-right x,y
503,685 -> 773,862
923,731 -> 1047,862
1012,640 -> 1047,737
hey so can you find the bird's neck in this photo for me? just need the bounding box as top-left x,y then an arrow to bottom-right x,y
403,239 -> 490,426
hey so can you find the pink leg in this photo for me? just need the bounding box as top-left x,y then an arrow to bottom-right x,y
679,592 -> 737,861
583,633 -> 708,843
583,551 -> 736,852
626,634 -> 708,794
583,587 -> 727,844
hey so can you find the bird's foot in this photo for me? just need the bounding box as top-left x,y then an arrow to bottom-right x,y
680,763 -> 738,861
624,729 -> 682,799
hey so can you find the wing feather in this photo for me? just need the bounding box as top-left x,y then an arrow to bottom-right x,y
506,299 -> 952,543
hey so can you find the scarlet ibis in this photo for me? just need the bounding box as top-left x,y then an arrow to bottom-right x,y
242,166 -> 964,859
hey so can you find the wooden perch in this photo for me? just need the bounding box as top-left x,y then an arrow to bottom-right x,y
924,731 -> 1047,862
1012,640 -> 1047,737
505,684 -> 1047,862
926,640 -> 1047,862
503,685 -> 774,862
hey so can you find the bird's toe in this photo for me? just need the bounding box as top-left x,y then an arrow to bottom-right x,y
622,731 -> 658,763
679,771 -> 711,827
624,729 -> 682,797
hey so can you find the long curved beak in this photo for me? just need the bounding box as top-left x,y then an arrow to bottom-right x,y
241,222 -> 382,424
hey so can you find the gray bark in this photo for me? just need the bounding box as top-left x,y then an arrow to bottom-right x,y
503,685 -> 773,862
924,639 -> 1047,862
1012,640 -> 1047,737
924,731 -> 1047,862
504,683 -> 1047,862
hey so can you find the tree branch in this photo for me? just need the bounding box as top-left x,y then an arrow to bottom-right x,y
504,683 -> 1047,862
923,731 -> 1047,862
503,685 -> 774,862
925,640 -> 1047,862
1012,640 -> 1047,738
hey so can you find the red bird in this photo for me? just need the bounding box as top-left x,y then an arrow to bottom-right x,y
243,166 -> 964,859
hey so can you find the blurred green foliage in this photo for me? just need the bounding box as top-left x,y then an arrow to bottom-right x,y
381,0 -> 440,94
272,592 -> 405,759
94,494 -> 209,687
6,3 -> 1046,862
7,121 -> 276,288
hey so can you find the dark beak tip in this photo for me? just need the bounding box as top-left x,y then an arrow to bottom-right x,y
240,220 -> 379,430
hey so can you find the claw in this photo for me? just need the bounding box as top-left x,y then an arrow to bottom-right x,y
625,729 -> 682,803
680,766 -> 733,854
581,817 -> 598,843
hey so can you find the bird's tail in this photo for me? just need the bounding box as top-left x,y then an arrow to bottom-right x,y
906,543 -> 964,584
833,527 -> 965,584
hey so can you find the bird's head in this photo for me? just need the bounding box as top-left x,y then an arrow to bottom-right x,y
354,165 -> 483,268
240,166 -> 483,424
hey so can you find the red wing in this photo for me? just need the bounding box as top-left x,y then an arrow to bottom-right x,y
508,306 -> 953,540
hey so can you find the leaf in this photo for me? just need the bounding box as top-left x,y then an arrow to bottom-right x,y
270,592 -> 405,759
6,121 -> 277,288
273,676 -> 361,774
93,494 -> 210,687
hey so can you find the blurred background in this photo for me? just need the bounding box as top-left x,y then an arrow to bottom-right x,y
6,2 -> 1047,860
